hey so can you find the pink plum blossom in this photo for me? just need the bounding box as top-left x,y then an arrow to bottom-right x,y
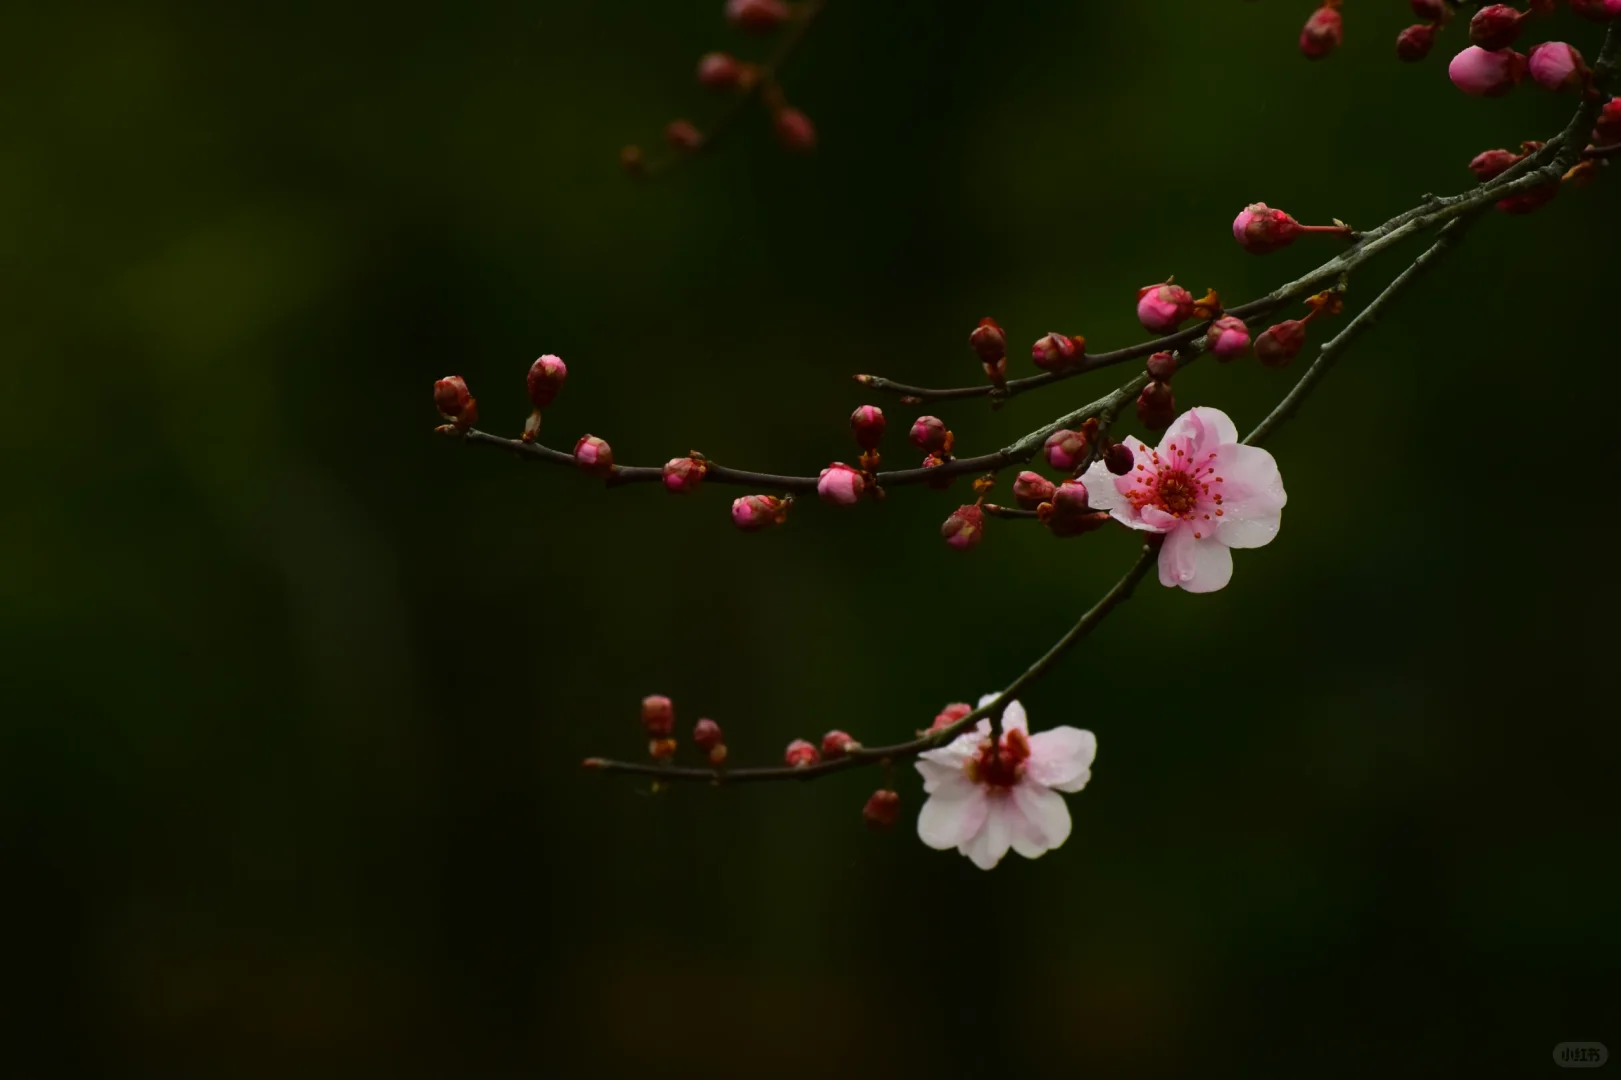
1528,42 -> 1587,93
915,695 -> 1096,870
817,462 -> 866,506
1448,46 -> 1527,97
1079,406 -> 1285,593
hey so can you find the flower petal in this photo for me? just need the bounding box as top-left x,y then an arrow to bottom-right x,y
973,693 -> 1027,733
1079,461 -> 1127,515
917,779 -> 987,850
1012,782 -> 1073,854
1158,525 -> 1196,587
1161,406 -> 1237,459
1210,443 -> 1287,541
1182,535 -> 1234,593
960,797 -> 1013,870
1026,726 -> 1097,792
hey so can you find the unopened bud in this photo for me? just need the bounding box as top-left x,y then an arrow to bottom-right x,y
1146,351 -> 1177,381
641,694 -> 675,737
1396,24 -> 1437,62
649,737 -> 678,761
941,504 -> 985,551
821,730 -> 860,759
784,739 -> 820,768
1232,203 -> 1302,254
1049,478 -> 1090,515
1012,470 -> 1056,510
1206,315 -> 1251,361
1570,0 -> 1621,22
1595,98 -> 1621,143
863,789 -> 901,830
1039,502 -> 1111,538
1255,320 -> 1308,368
1469,147 -> 1522,181
726,0 -> 790,33
818,462 -> 867,506
1411,0 -> 1446,18
1528,42 -> 1588,93
697,51 -> 744,90
908,415 -> 951,455
526,354 -> 568,409
573,435 -> 615,477
930,702 -> 973,733
773,107 -> 817,153
731,494 -> 789,531
664,119 -> 704,153
1300,5 -> 1343,61
1104,443 -> 1135,476
1136,282 -> 1194,333
1043,429 -> 1087,472
850,405 -> 886,450
1031,332 -> 1082,371
1135,380 -> 1176,431
1470,5 -> 1525,50
433,375 -> 478,426
693,718 -> 724,751
662,456 -> 706,494
1449,46 -> 1527,98
969,317 -> 1007,363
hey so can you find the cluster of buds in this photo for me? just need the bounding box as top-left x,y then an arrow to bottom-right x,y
1232,203 -> 1353,254
1037,478 -> 1110,539
969,317 -> 1008,385
1300,1 -> 1344,60
433,375 -> 478,431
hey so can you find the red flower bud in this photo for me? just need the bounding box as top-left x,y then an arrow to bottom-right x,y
908,415 -> 951,455
1469,147 -> 1522,181
664,119 -> 704,153
526,354 -> 568,410
1411,0 -> 1446,19
821,730 -> 860,759
784,739 -> 820,768
726,0 -> 790,33
1030,332 -> 1081,371
1528,42 -> 1588,93
1050,478 -> 1091,515
930,702 -> 973,733
1470,5 -> 1524,51
1104,443 -> 1135,476
1449,46 -> 1527,97
693,718 -> 724,751
941,504 -> 985,551
1255,320 -> 1308,368
1012,470 -> 1056,510
433,375 -> 477,426
1135,379 -> 1175,431
1396,24 -> 1436,63
697,52 -> 744,90
1146,351 -> 1177,381
1232,203 -> 1302,254
662,456 -> 706,494
1043,428 -> 1088,472
1206,315 -> 1251,361
1300,6 -> 1343,61
850,405 -> 886,450
922,453 -> 954,489
969,317 -> 1007,363
573,435 -> 614,476
1595,98 -> 1621,143
641,695 -> 675,737
1136,282 -> 1194,333
1039,500 -> 1111,538
863,789 -> 901,830
773,107 -> 817,153
731,494 -> 789,531
817,462 -> 867,506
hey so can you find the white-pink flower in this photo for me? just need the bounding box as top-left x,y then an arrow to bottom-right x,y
915,695 -> 1095,870
1079,406 -> 1285,593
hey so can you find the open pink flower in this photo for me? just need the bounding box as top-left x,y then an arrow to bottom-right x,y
1079,406 -> 1285,593
915,695 -> 1095,870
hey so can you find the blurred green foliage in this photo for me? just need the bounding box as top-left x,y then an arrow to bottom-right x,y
3,1 -> 1618,1076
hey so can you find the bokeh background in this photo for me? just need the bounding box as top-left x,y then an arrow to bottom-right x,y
5,1 -> 1619,1076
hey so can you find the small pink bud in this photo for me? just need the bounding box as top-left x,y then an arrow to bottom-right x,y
784,739 -> 820,768
526,354 -> 567,409
1528,42 -> 1588,93
930,702 -> 973,733
1050,478 -> 1090,516
1449,46 -> 1527,97
1012,471 -> 1056,510
649,737 -> 678,761
1411,0 -> 1446,18
731,494 -> 789,531
1232,203 -> 1303,254
969,317 -> 1007,363
1469,148 -> 1522,181
908,415 -> 951,455
1470,5 -> 1525,51
1206,315 -> 1251,361
921,453 -> 954,490
433,375 -> 477,426
1135,282 -> 1194,333
773,107 -> 817,153
1595,98 -> 1621,142
850,405 -> 886,450
1043,429 -> 1088,472
1255,320 -> 1308,368
573,435 -> 614,477
820,730 -> 859,759
726,0 -> 790,33
1570,0 -> 1621,22
664,119 -> 704,153
662,456 -> 706,494
641,695 -> 675,737
817,462 -> 867,506
1039,487 -> 1110,538
1396,24 -> 1437,62
1104,443 -> 1135,476
1135,380 -> 1175,431
693,718 -> 724,751
1146,351 -> 1177,381
863,789 -> 901,830
1300,6 -> 1343,60
1497,182 -> 1558,215
1030,332 -> 1081,371
941,504 -> 985,551
697,52 -> 744,90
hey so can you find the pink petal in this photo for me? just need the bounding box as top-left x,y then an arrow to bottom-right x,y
1140,506 -> 1180,532
1182,535 -> 1234,593
960,797 -> 1013,869
976,693 -> 1027,732
1026,726 -> 1097,792
1012,782 -> 1073,853
1210,444 -> 1286,516
1159,524 -> 1197,586
1160,406 -> 1237,458
1079,460 -> 1127,516
917,779 -> 987,850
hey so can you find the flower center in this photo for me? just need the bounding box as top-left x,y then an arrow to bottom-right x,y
1156,471 -> 1197,515
966,727 -> 1031,789
1123,440 -> 1228,528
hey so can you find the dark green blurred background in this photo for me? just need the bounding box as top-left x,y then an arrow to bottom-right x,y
4,1 -> 1618,1076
